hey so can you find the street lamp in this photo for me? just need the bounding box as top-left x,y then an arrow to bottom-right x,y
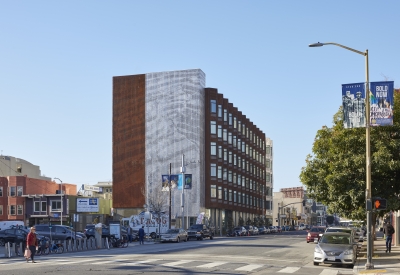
54,178 -> 63,226
309,42 -> 373,269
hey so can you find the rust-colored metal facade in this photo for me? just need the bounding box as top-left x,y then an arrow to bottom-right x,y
204,88 -> 266,216
112,74 -> 146,208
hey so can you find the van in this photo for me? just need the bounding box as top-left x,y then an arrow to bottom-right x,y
0,221 -> 24,231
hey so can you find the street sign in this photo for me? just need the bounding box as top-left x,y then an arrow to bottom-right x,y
76,198 -> 99,212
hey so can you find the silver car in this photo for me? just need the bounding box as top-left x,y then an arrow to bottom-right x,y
314,232 -> 357,268
160,228 -> 188,243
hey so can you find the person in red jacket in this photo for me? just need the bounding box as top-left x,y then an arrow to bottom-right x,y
26,227 -> 38,263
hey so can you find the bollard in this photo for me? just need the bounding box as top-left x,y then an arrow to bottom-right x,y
5,242 -> 9,258
105,237 -> 110,250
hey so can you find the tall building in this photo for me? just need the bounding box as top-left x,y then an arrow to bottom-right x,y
113,69 -> 273,232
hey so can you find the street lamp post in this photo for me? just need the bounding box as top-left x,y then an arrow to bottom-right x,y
309,42 -> 373,269
54,178 -> 63,226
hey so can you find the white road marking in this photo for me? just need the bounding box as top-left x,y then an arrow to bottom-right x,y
235,264 -> 264,271
161,260 -> 193,266
121,259 -> 161,266
196,261 -> 227,268
319,269 -> 339,275
277,266 -> 301,273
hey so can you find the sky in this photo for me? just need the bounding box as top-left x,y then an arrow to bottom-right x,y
1,1 -> 399,192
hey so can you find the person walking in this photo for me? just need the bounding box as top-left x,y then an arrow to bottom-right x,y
138,226 -> 145,245
26,227 -> 38,263
384,222 -> 395,253
127,226 -> 133,243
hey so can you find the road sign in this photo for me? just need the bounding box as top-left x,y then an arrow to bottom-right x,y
76,198 -> 99,212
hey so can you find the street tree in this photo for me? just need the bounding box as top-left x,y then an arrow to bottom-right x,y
300,90 -> 400,222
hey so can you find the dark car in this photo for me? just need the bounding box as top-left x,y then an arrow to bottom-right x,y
258,226 -> 267,235
243,225 -> 254,236
85,225 -> 135,241
35,224 -> 83,241
0,228 -> 46,246
233,226 -> 247,236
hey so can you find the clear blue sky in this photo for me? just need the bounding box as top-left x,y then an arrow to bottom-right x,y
1,1 -> 399,191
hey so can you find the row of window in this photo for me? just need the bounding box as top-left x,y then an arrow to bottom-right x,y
0,186 -> 23,197
210,163 -> 273,185
3,205 -> 23,215
210,100 -> 269,152
33,200 -> 61,212
210,185 -> 266,208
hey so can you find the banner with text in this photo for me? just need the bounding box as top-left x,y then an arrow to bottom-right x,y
342,83 -> 366,129
370,81 -> 394,126
162,174 -> 192,191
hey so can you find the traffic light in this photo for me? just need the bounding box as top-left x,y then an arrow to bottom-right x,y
373,198 -> 387,210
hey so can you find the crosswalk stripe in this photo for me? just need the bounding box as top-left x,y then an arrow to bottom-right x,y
196,261 -> 227,268
120,259 -> 161,266
235,264 -> 264,271
161,260 -> 193,267
277,267 -> 301,273
319,269 -> 339,275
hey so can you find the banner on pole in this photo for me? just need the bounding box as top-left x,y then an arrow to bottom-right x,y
162,174 -> 192,191
370,81 -> 394,126
342,83 -> 366,129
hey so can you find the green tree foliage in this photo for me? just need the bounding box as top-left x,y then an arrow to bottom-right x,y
300,90 -> 400,221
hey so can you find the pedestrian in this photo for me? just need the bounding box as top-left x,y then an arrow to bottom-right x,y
26,227 -> 38,263
384,222 -> 395,253
127,226 -> 133,243
138,226 -> 145,245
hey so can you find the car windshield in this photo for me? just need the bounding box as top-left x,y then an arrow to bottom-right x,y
321,235 -> 350,244
166,229 -> 179,234
189,225 -> 202,230
326,228 -> 352,234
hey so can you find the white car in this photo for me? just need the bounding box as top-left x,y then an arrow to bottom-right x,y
269,226 -> 278,233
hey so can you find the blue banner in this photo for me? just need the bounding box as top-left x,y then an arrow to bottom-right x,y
342,83 -> 366,129
163,174 -> 192,190
370,81 -> 394,126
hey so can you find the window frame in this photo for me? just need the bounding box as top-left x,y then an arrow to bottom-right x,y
210,185 -> 217,198
210,99 -> 217,113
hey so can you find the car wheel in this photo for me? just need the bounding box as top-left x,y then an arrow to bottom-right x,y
177,237 -> 180,243
150,232 -> 157,239
313,262 -> 319,266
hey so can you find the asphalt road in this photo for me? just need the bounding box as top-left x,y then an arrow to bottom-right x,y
0,231 -> 355,275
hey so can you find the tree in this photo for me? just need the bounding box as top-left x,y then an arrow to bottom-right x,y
142,186 -> 169,239
300,90 -> 400,221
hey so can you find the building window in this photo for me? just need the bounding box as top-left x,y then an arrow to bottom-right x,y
233,154 -> 237,166
250,180 -> 253,190
266,159 -> 271,168
218,125 -> 222,138
0,187 -> 2,197
238,192 -> 241,204
17,205 -> 23,215
246,194 -> 249,205
223,129 -> 227,141
34,201 -> 47,212
218,146 -> 223,159
42,201 -> 47,212
210,121 -> 217,134
242,141 -> 245,153
218,186 -> 222,199
211,142 -> 217,156
238,156 -> 241,168
34,202 -> 40,212
238,174 -> 241,186
238,121 -> 241,132
237,138 -> 241,151
234,191 -> 237,202
218,166 -> 222,179
228,132 -> 232,144
211,163 -> 217,177
17,186 -> 23,196
51,201 -> 62,212
233,117 -> 237,128
9,186 -> 16,197
242,159 -> 246,170
223,148 -> 228,161
211,185 -> 216,198
266,145 -> 271,155
218,105 -> 222,117
233,136 -> 237,147
224,109 -> 228,122
233,172 -> 237,184
223,168 -> 227,181
228,113 -> 232,125
210,100 -> 217,113
266,173 -> 270,182
246,144 -> 249,155
243,193 -> 246,205
250,196 -> 252,206
0,205 -> 2,215
224,188 -> 228,200
229,190 -> 232,201
228,151 -> 232,164
228,170 -> 232,182
9,205 -> 16,215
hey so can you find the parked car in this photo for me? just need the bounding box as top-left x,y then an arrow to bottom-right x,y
243,225 -> 254,236
253,227 -> 259,235
233,226 -> 247,236
258,226 -> 267,235
306,226 -> 326,243
265,226 -> 271,234
160,228 -> 188,243
298,223 -> 306,230
276,226 -> 282,233
0,228 -> 46,246
35,224 -> 83,241
269,226 -> 278,233
324,226 -> 358,243
313,232 -> 357,268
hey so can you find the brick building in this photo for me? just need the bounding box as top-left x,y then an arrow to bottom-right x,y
113,69 -> 273,233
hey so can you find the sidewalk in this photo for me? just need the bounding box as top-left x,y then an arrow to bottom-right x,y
354,236 -> 400,274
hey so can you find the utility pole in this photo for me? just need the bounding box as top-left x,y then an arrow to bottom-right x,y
169,163 -> 172,229
180,154 -> 185,229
